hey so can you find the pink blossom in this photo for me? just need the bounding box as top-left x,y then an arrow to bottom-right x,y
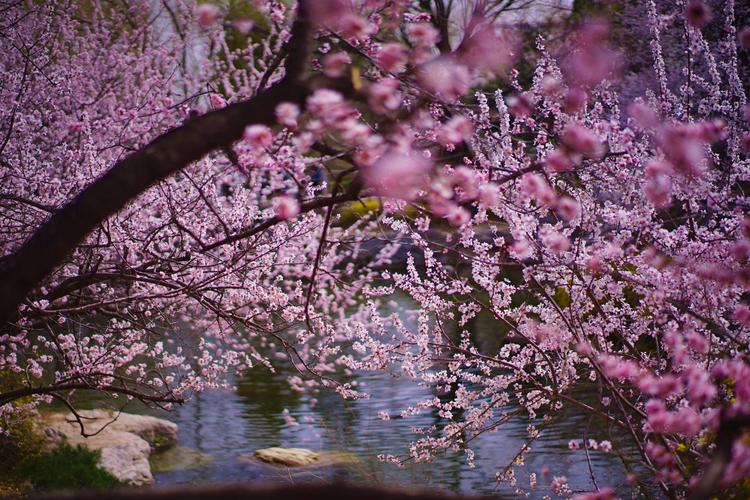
272,196 -> 300,220
645,398 -> 667,416
684,0 -> 712,29
740,27 -> 750,50
628,101 -> 658,129
520,173 -> 556,206
478,183 -> 500,209
550,476 -> 570,495
377,43 -> 408,73
209,94 -> 226,109
339,120 -> 372,145
563,21 -> 620,88
243,124 -> 273,149
354,136 -> 386,166
563,87 -> 587,114
540,76 -> 562,97
507,93 -> 534,118
307,89 -> 343,113
637,373 -> 681,398
731,239 -> 750,262
322,52 -> 351,78
275,102 -> 300,129
363,151 -> 432,200
644,160 -> 671,177
541,229 -> 571,254
428,193 -> 455,217
686,331 -> 709,354
450,166 -> 479,200
599,354 -> 638,381
438,116 -> 473,146
556,197 -> 580,221
446,206 -> 471,227
368,78 -> 401,115
417,58 -> 471,102
698,119 -> 726,143
339,14 -> 373,41
459,22 -> 516,75
733,304 -> 750,327
658,125 -> 706,176
671,406 -> 702,437
309,0 -> 349,26
232,19 -> 254,35
545,149 -> 574,172
406,23 -> 439,47
741,133 -> 750,153
195,4 -> 220,28
646,401 -> 670,433
3,2 -> 750,493
509,239 -> 534,260
683,364 -> 717,407
281,408 -> 299,426
568,439 -> 581,450
643,172 -> 672,208
742,217 -> 750,238
306,89 -> 349,122
561,123 -> 603,158
576,341 -> 593,356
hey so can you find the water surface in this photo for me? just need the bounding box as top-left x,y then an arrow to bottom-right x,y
152,365 -> 646,498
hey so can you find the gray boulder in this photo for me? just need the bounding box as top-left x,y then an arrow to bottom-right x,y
40,409 -> 178,485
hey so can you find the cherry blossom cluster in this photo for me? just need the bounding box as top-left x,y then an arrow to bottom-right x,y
1,0 -> 750,497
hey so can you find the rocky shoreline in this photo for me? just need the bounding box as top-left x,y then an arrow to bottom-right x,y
40,410 -> 178,485
38,410 -> 358,486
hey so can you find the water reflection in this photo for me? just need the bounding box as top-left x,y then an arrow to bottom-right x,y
153,363 -> 646,498
42,293 -> 652,497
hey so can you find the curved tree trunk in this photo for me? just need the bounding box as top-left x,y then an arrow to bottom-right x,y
0,3 -> 312,327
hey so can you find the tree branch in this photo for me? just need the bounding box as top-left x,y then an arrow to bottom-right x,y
0,1 -> 313,327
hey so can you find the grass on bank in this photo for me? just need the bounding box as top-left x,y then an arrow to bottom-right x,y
19,441 -> 121,492
0,376 -> 121,496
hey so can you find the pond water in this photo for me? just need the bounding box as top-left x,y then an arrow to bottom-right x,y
43,290 -> 654,498
150,360 -> 648,498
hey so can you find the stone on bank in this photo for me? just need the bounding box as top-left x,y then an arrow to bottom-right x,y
40,409 -> 178,486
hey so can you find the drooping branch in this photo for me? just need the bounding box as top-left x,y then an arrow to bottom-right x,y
0,1 -> 313,327
0,382 -> 184,408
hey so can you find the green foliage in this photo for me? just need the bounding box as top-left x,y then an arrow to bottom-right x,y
20,442 -> 121,491
1,373 -> 46,485
0,373 -> 120,494
338,198 -> 381,226
554,287 -> 571,309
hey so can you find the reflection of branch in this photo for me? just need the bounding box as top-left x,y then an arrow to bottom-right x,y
0,1 -> 313,326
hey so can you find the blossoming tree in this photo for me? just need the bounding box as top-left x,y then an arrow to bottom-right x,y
1,0 -> 749,497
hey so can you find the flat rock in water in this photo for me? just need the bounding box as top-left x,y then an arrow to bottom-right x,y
40,409 -> 178,485
253,447 -> 320,466
247,447 -> 359,468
